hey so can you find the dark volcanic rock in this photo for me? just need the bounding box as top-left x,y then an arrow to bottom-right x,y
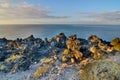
25,35 -> 35,41
54,33 -> 67,48
0,32 -> 119,79
0,56 -> 30,73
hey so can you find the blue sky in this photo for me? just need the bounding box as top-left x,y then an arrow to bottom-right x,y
0,0 -> 120,24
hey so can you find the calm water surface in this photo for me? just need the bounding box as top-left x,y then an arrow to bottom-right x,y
0,25 -> 120,41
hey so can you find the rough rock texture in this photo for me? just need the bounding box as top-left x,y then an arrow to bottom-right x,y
79,53 -> 120,80
110,37 -> 120,51
54,33 -> 67,48
0,33 -> 120,80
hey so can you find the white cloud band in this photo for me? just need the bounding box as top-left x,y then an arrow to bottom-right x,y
0,2 -> 69,19
0,0 -> 13,2
78,11 -> 120,24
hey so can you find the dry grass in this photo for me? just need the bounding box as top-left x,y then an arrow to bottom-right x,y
79,60 -> 120,80
40,58 -> 53,64
0,64 -> 6,70
5,54 -> 22,62
33,66 -> 48,79
34,58 -> 54,79
33,64 -> 52,79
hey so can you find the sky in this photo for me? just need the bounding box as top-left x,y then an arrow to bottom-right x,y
0,0 -> 120,24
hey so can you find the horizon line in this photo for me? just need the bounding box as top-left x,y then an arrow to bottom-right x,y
0,23 -> 120,26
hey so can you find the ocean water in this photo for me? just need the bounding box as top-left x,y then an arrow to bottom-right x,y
0,24 -> 120,41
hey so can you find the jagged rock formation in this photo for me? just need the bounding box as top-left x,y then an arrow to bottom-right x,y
62,34 -> 83,63
110,37 -> 120,51
0,33 -> 120,80
54,33 -> 67,48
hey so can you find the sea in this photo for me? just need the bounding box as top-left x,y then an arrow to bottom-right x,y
0,24 -> 120,41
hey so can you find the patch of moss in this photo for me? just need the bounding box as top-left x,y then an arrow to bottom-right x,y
0,64 -> 6,70
62,35 -> 83,63
5,54 -> 22,63
113,43 -> 120,51
79,60 -> 120,80
33,64 -> 52,79
40,58 -> 53,64
62,56 -> 68,62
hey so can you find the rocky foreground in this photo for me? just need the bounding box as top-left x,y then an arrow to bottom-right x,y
0,33 -> 120,80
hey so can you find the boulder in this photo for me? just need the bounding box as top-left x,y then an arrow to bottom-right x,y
88,35 -> 101,43
110,38 -> 120,51
55,33 -> 67,48
110,37 -> 120,46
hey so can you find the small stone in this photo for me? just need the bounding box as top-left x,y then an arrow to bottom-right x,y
61,63 -> 68,68
71,58 -> 75,63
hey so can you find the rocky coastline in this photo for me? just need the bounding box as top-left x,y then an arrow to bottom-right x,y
0,33 -> 120,80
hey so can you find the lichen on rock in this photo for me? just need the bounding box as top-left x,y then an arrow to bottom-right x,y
79,60 -> 120,80
110,37 -> 120,51
62,34 -> 83,63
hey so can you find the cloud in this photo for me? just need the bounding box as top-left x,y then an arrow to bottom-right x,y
78,11 -> 120,24
0,3 -> 9,8
0,0 -> 13,2
0,2 -> 69,20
